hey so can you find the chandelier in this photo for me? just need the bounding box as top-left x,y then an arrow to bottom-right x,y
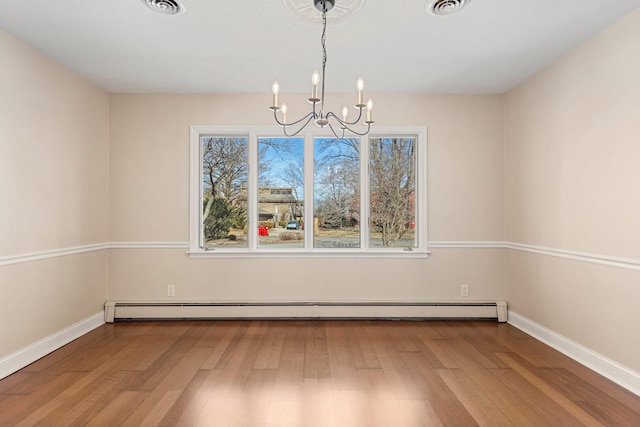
269,0 -> 374,138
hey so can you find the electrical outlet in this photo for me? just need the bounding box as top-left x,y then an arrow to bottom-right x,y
168,285 -> 175,297
461,284 -> 469,297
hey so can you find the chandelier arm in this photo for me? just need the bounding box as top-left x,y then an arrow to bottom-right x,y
273,110 -> 315,128
325,113 -> 372,136
282,115 -> 316,137
350,107 -> 364,125
327,121 -> 345,139
329,107 -> 364,127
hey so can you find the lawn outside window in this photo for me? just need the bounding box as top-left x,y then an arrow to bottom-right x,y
189,126 -> 428,258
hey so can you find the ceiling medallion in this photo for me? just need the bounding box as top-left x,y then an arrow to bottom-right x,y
282,0 -> 366,24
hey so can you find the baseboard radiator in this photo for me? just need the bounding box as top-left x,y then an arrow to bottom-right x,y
105,301 -> 507,323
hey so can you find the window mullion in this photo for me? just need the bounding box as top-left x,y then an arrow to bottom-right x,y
361,134 -> 371,251
304,132 -> 314,250
248,132 -> 258,251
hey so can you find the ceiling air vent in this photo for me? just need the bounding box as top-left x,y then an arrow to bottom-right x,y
142,0 -> 185,15
427,0 -> 471,16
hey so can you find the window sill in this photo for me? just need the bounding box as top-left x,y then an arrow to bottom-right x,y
187,249 -> 430,259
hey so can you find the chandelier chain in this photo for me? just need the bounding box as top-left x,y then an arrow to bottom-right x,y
320,10 -> 327,117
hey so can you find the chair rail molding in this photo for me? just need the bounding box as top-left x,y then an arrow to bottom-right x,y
506,242 -> 640,271
3,241 -> 639,272
0,243 -> 109,267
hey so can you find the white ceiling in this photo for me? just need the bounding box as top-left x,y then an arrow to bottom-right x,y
1,0 -> 639,94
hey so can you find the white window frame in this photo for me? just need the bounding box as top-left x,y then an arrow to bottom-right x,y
189,125 -> 428,258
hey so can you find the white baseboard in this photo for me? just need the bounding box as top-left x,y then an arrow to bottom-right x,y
0,312 -> 104,380
508,311 -> 640,396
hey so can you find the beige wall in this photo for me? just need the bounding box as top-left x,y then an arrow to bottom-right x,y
505,9 -> 640,371
0,29 -> 109,356
108,93 -> 505,302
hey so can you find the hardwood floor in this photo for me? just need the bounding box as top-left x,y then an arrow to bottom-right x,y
0,320 -> 638,426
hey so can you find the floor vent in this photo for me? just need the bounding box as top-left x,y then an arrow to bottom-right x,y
105,301 -> 507,323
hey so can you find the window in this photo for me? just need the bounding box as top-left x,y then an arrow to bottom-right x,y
190,126 -> 427,257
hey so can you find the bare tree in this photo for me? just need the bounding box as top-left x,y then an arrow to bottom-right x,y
313,138 -> 360,228
369,137 -> 416,246
280,161 -> 304,221
202,137 -> 294,236
315,158 -> 359,228
202,137 -> 248,234
314,137 -> 359,169
257,138 -> 292,187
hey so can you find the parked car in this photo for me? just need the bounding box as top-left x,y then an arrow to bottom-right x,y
286,221 -> 300,230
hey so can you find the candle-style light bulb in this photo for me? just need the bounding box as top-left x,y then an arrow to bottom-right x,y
281,103 -> 288,125
366,98 -> 373,122
341,106 -> 349,122
356,76 -> 365,106
311,70 -> 320,100
271,80 -> 280,109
